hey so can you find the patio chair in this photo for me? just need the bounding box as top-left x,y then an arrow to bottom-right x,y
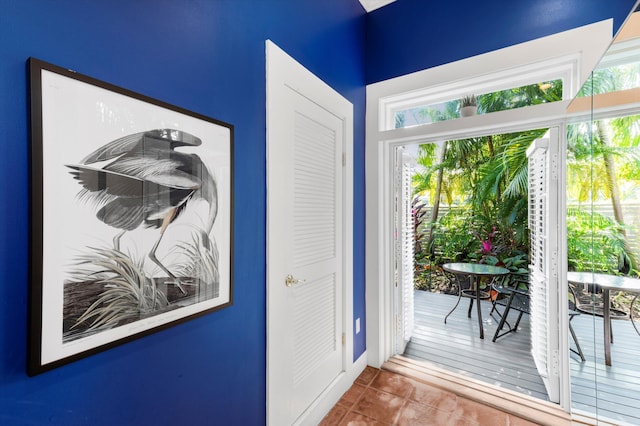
490,274 -> 529,342
568,279 -> 628,318
491,277 -> 586,362
631,294 -> 640,337
568,279 -> 623,345
568,285 -> 586,361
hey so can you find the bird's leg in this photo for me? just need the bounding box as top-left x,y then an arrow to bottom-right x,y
148,209 -> 187,295
113,230 -> 126,251
149,235 -> 185,294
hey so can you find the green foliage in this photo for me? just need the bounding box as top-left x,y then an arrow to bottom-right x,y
567,207 -> 632,274
413,79 -> 640,292
397,80 -> 562,130
415,205 -> 530,292
422,100 -> 460,123
467,220 -> 529,269
428,206 -> 479,263
412,128 -> 549,294
412,197 -> 428,258
608,115 -> 640,184
414,127 -> 545,249
566,115 -> 640,272
578,63 -> 640,98
578,69 -> 615,97
477,79 -> 562,114
471,129 -> 546,246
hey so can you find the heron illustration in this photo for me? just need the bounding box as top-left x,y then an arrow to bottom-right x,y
66,129 -> 218,294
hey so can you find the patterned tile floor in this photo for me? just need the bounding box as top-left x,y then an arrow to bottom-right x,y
320,367 -> 539,425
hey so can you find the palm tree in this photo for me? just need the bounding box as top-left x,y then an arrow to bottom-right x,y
412,78 -> 639,275
472,129 -> 548,246
413,127 -> 546,262
413,75 -> 562,253
412,100 -> 459,249
570,61 -> 640,273
567,115 -> 640,273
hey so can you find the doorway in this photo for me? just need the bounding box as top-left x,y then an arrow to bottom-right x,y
394,110 -> 640,424
394,125 -> 562,404
365,21 -> 613,418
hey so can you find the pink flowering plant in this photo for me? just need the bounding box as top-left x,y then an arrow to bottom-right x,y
471,224 -> 528,276
476,226 -> 497,255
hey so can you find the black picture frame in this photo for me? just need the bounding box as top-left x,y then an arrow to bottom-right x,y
27,58 -> 233,375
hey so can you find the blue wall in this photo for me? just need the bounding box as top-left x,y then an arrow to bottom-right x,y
0,1 -> 365,424
366,0 -> 638,83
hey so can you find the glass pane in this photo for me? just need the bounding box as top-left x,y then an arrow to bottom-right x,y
567,111 -> 640,424
567,8 -> 640,423
394,79 -> 562,129
567,116 -> 640,274
578,61 -> 640,97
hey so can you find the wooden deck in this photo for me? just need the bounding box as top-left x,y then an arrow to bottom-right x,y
405,290 -> 640,425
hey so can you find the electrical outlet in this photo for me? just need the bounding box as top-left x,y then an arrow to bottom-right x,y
355,318 -> 361,334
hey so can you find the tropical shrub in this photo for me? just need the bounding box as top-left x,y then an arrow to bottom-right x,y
429,206 -> 479,264
567,207 -> 632,274
412,197 -> 428,259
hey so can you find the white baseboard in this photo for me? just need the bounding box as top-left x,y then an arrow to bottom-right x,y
295,351 -> 368,426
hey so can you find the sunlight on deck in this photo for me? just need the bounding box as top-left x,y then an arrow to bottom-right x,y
406,290 -> 640,425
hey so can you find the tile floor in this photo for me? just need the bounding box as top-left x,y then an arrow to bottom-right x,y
320,367 -> 539,425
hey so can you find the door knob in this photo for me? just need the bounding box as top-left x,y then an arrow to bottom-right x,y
285,274 -> 306,287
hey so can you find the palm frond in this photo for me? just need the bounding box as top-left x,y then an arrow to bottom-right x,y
503,166 -> 528,198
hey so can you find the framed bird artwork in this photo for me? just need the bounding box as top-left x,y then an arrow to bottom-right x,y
27,58 -> 233,375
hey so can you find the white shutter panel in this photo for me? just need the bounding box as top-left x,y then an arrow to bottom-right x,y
395,147 -> 414,353
526,130 -> 560,403
401,153 -> 415,345
528,138 -> 549,372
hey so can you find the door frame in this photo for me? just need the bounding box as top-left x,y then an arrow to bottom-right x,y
266,40 -> 361,425
364,20 -> 614,413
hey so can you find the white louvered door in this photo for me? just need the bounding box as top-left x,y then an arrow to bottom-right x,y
267,59 -> 346,423
395,147 -> 414,353
526,128 -> 560,403
286,90 -> 344,416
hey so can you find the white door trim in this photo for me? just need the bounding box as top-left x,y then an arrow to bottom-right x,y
266,40 -> 360,425
365,20 -> 614,412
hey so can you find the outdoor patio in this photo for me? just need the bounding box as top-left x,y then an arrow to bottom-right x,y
405,290 -> 640,425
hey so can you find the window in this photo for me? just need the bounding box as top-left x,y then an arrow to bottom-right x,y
394,79 -> 563,129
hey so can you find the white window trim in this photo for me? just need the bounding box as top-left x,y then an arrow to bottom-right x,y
597,36 -> 640,69
364,19 -> 614,413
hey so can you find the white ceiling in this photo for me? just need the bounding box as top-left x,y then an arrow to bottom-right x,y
359,0 -> 396,12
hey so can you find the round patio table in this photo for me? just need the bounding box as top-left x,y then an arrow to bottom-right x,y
567,271 -> 640,366
442,263 -> 509,339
